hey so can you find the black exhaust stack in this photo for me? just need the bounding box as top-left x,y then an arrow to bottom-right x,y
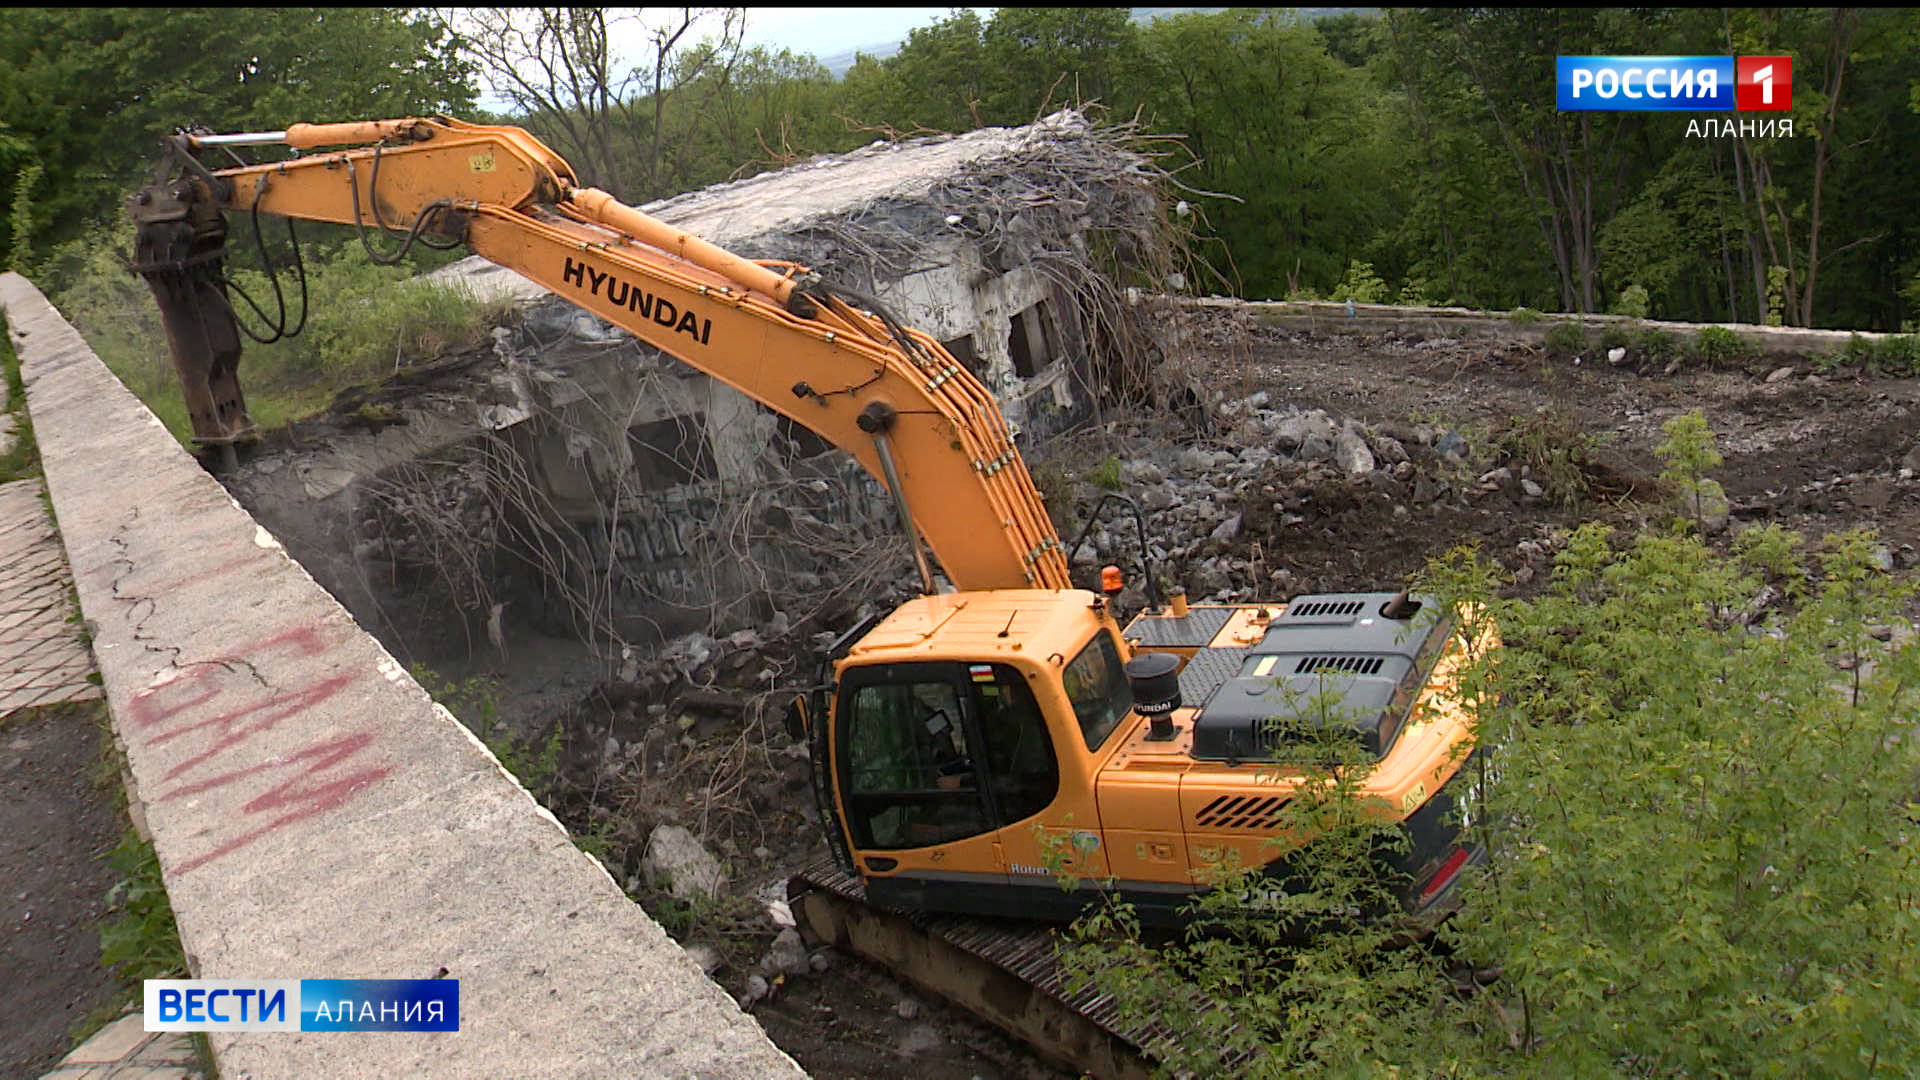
1125,652 -> 1182,741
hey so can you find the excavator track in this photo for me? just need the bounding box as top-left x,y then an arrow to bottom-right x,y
791,860 -> 1166,1080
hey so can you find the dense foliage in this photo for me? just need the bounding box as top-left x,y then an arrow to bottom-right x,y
3,8 -> 1915,329
1061,509 -> 1920,1076
0,9 -> 471,268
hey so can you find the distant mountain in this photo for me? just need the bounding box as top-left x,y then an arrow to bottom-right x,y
815,41 -> 898,77
810,8 -> 1371,78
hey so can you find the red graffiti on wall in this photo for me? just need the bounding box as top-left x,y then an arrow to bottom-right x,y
125,625 -> 391,873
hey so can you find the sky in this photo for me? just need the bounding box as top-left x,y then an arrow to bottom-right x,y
471,8 -> 995,112
734,7 -> 990,64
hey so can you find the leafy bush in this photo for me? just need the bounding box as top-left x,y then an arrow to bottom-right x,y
1608,282 -> 1650,319
232,243 -> 508,383
1328,259 -> 1388,304
1596,323 -> 1636,352
1542,320 -> 1587,354
9,161 -> 43,273
1396,277 -> 1436,306
1686,324 -> 1754,365
1634,326 -> 1683,365
1062,526 -> 1920,1076
1056,705 -> 1456,1076
1833,332 -> 1920,375
1765,264 -> 1789,327
1507,306 -> 1542,325
1439,526 -> 1920,1076
1873,333 -> 1920,373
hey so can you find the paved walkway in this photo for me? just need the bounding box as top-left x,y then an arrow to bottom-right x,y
3,338 -> 198,1078
0,478 -> 100,718
38,1013 -> 204,1080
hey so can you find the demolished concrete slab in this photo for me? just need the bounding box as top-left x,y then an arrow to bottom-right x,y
237,110 -> 1176,654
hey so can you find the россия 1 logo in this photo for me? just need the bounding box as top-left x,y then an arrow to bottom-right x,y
1558,56 -> 1792,112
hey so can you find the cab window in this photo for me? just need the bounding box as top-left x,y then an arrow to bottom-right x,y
1062,632 -> 1133,751
838,663 -> 1059,849
843,678 -> 984,849
971,664 -> 1058,825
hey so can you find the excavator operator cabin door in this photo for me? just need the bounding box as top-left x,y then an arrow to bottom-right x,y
834,661 -> 1061,916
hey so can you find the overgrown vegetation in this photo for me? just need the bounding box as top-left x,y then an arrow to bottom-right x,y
42,220 -> 508,443
1631,326 -> 1683,367
1057,697 -> 1455,1075
98,832 -> 189,983
0,309 -> 37,484
5,9 -> 1917,330
1063,414 -> 1920,1076
410,663 -> 563,797
1825,332 -> 1920,376
1540,321 -> 1586,355
1085,455 -> 1124,492
1686,324 -> 1756,366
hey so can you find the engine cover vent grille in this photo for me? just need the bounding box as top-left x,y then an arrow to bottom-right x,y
1293,654 -> 1384,676
1285,599 -> 1365,619
1194,793 -> 1293,830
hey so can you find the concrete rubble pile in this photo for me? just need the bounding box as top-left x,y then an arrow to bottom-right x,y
1060,391 -> 1552,604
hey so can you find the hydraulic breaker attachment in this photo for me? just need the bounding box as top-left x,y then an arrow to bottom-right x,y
127,165 -> 252,448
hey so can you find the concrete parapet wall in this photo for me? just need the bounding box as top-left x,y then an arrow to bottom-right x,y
1201,298 -> 1896,356
0,272 -> 804,1078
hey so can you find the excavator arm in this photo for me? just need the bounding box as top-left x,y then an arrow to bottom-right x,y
128,117 -> 1069,593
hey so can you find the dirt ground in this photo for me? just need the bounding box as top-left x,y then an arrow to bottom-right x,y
540,319 -> 1919,1079
1197,319 -> 1920,594
0,702 -> 127,1078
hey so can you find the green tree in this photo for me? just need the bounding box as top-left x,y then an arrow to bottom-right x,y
1445,524 -> 1920,1075
668,45 -> 849,187
842,10 -> 993,133
1065,526 -> 1920,1075
981,7 -> 1139,121
1654,409 -> 1726,535
1131,9 -> 1400,299
0,8 -> 474,273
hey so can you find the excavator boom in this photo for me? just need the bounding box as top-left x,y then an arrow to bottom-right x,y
128,117 -> 1069,593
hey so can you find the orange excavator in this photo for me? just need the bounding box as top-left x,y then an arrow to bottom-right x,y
129,117 -> 1485,1071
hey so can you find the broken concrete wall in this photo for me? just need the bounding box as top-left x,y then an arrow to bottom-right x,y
228,110 -> 1177,656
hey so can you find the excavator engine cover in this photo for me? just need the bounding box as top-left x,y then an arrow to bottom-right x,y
1188,592 -> 1450,761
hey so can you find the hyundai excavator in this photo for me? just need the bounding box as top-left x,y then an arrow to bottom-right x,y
128,117 -> 1486,1076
